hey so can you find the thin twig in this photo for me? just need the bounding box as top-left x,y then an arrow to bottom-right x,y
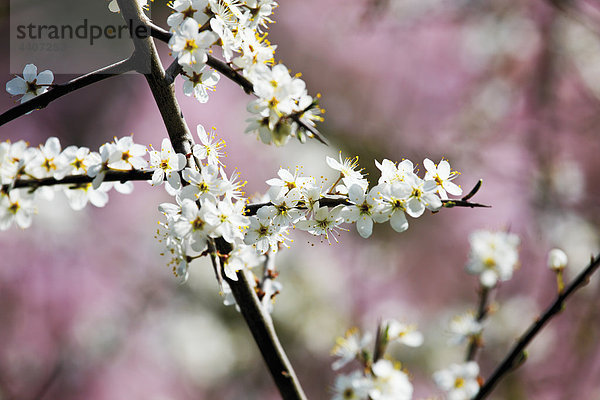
465,286 -> 491,361
0,58 -> 136,127
30,361 -> 62,400
245,196 -> 488,216
474,253 -> 600,400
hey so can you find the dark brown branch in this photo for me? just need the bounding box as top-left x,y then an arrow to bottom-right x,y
474,253 -> 600,400
245,196 -> 488,216
223,264 -> 307,400
5,170 -> 152,192
206,54 -> 254,94
117,0 -> 194,157
118,2 -> 308,399
0,58 -> 135,127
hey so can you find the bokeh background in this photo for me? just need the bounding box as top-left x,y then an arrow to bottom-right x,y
1,0 -> 600,399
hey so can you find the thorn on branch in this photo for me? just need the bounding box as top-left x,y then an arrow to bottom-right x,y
462,179 -> 483,201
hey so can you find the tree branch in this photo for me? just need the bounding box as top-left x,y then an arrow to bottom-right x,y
223,264 -> 308,400
0,58 -> 136,127
4,170 -> 152,192
474,253 -> 600,400
117,2 -> 308,399
116,0 -> 194,157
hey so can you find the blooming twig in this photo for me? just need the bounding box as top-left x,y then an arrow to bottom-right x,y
474,253 -> 600,400
0,58 -> 136,127
115,1 -> 309,399
465,286 -> 492,361
146,21 -> 329,145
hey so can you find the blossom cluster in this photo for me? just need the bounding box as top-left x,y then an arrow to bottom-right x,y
166,0 -> 323,145
155,148 -> 463,303
466,230 -> 520,288
330,320 -> 423,400
245,154 -> 462,255
0,134 -> 184,231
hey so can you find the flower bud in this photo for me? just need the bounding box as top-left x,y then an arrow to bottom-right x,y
547,248 -> 568,271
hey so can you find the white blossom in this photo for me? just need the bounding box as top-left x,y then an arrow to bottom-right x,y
433,362 -> 480,400
167,0 -> 210,28
182,63 -> 220,103
192,124 -> 225,166
0,190 -> 34,230
423,158 -> 462,200
6,64 -> 54,104
331,328 -> 372,371
369,359 -> 413,400
169,18 -> 217,66
384,319 -> 424,347
447,311 -> 483,345
332,371 -> 371,400
148,138 -> 187,194
466,230 -> 520,288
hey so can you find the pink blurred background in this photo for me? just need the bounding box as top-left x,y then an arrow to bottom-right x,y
1,0 -> 600,399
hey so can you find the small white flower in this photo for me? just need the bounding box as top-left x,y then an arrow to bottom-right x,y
63,182 -> 111,211
369,359 -> 413,400
375,159 -> 414,185
265,188 -> 304,227
0,190 -> 34,230
6,64 -> 54,104
54,146 -> 100,180
148,138 -> 187,193
108,136 -> 148,170
404,172 -> 442,218
341,184 -> 384,239
233,28 -> 276,70
447,311 -> 483,345
326,153 -> 368,192
169,18 -> 217,66
384,319 -> 424,347
331,327 -> 372,371
547,248 -> 568,271
182,63 -> 220,103
332,370 -> 371,400
26,136 -> 62,179
173,198 -> 215,252
423,158 -> 462,200
87,142 -> 114,189
372,182 -> 411,233
266,168 -> 313,194
192,124 -> 225,166
204,197 -> 249,244
243,206 -> 286,254
296,204 -> 344,243
433,362 -> 480,400
466,230 -> 520,288
180,164 -> 223,202
222,244 -> 265,281
167,0 -> 210,28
